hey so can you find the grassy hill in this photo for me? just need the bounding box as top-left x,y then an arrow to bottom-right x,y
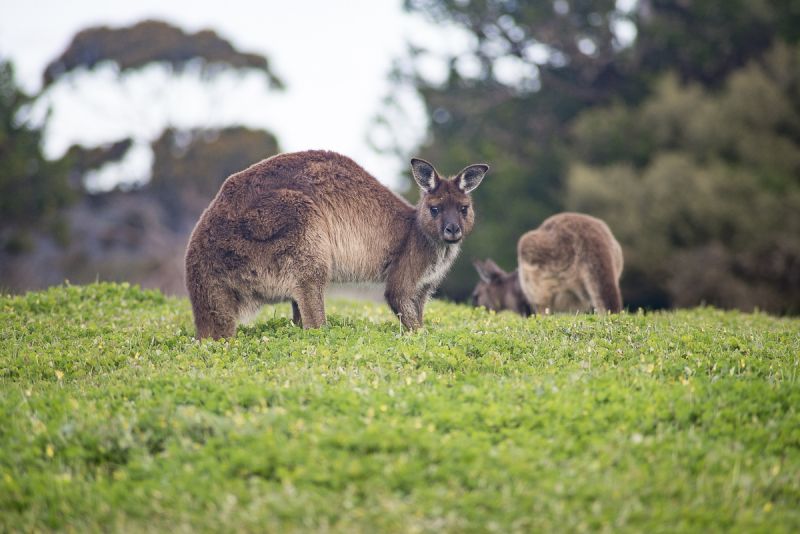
1,283 -> 798,532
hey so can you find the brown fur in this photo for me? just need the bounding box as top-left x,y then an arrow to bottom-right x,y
518,213 -> 623,313
471,213 -> 623,315
471,260 -> 531,316
185,150 -> 489,339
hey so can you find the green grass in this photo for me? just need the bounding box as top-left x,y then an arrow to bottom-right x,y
1,283 -> 799,532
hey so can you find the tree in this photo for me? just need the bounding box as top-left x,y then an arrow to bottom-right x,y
383,0 -> 641,299
1,20 -> 285,294
35,19 -> 284,192
43,19 -> 283,89
634,0 -> 800,86
0,60 -> 73,252
567,43 -> 800,312
383,0 -> 800,310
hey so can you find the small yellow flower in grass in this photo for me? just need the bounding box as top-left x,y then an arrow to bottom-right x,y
380,404 -> 388,413
763,502 -> 773,513
233,413 -> 246,428
55,370 -> 64,381
46,444 -> 54,458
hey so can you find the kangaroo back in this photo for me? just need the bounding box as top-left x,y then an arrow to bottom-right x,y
516,212 -> 623,314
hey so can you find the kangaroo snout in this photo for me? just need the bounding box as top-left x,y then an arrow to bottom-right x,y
444,223 -> 462,242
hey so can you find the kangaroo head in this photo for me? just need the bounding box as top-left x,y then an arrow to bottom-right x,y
471,259 -> 531,316
411,158 -> 489,245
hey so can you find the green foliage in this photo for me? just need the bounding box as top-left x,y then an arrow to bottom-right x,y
568,44 -> 800,312
391,0 -> 800,309
0,60 -> 74,249
395,1 -> 640,299
635,0 -> 800,86
43,20 -> 284,89
1,283 -> 799,531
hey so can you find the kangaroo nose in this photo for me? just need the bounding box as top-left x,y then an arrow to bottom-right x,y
444,223 -> 462,241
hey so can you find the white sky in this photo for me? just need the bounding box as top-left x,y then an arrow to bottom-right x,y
0,0 -> 474,191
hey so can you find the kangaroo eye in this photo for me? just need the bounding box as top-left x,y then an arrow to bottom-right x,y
430,206 -> 440,217
460,205 -> 469,215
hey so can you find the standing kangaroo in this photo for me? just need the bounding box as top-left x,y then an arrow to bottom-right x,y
185,150 -> 489,339
472,213 -> 623,315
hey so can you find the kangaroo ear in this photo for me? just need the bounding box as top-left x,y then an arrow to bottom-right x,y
473,260 -> 490,282
457,164 -> 489,193
411,158 -> 439,192
473,258 -> 505,283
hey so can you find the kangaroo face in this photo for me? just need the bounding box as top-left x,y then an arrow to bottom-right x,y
471,279 -> 504,311
421,179 -> 472,244
471,259 -> 532,316
471,258 -> 509,311
411,158 -> 489,245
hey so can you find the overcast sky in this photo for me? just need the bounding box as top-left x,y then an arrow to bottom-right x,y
0,0 -> 474,190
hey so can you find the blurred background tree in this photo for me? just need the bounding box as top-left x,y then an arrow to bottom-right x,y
41,20 -> 283,90
0,20 -> 283,294
380,0 -> 800,313
569,43 -> 800,312
0,60 -> 73,252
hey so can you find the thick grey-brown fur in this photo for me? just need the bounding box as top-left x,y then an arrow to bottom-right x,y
185,150 -> 489,339
471,259 -> 532,317
472,213 -> 623,315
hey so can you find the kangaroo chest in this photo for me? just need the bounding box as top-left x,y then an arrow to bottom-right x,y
419,244 -> 460,290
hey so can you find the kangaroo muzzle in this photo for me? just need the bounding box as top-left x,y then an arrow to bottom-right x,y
443,222 -> 462,243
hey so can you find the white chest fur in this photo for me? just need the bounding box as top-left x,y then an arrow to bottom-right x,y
419,244 -> 460,290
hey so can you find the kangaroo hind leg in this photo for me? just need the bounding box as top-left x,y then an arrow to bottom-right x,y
293,284 -> 327,329
582,258 -> 622,313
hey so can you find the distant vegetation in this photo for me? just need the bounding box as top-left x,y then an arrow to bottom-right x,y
382,0 -> 800,312
2,3 -> 799,314
1,284 -> 798,530
0,21 -> 282,294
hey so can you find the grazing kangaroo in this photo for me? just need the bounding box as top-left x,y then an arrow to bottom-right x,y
185,150 -> 489,339
471,259 -> 531,316
518,213 -> 623,314
471,213 -> 623,315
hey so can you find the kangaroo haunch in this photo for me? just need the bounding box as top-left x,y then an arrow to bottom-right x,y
186,150 -> 489,339
472,213 -> 623,315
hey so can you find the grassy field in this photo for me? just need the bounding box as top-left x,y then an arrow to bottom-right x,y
1,283 -> 798,532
